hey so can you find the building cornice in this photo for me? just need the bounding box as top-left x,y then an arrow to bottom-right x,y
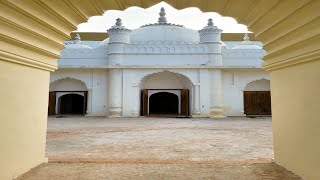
0,50 -> 57,71
263,49 -> 320,71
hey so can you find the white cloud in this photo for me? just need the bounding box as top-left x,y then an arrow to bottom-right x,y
76,2 -> 249,33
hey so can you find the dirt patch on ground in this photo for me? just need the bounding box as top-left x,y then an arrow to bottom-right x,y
16,117 -> 301,179
45,117 -> 274,161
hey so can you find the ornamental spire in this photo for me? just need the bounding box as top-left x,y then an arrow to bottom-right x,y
243,33 -> 250,41
241,33 -> 254,45
115,18 -> 122,26
158,7 -> 167,24
207,18 -> 214,26
74,33 -> 81,44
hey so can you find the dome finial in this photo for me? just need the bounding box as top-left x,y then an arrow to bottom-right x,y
158,7 -> 167,24
74,33 -> 81,44
244,33 -> 250,41
208,18 -> 214,26
115,18 -> 122,26
75,33 -> 81,40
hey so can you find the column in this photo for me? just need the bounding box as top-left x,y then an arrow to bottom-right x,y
132,84 -> 140,117
192,84 -> 201,116
210,69 -> 225,118
85,87 -> 93,115
239,90 -> 246,116
108,69 -> 123,117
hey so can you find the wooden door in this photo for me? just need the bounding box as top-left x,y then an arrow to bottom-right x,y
257,91 -> 271,115
141,89 -> 148,116
244,91 -> 271,115
180,89 -> 189,116
48,92 -> 56,115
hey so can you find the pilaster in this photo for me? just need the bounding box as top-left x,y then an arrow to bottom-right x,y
108,69 -> 123,117
210,69 -> 225,118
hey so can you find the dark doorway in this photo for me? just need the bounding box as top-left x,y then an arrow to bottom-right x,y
149,92 -> 179,115
59,94 -> 84,115
48,92 -> 56,115
244,91 -> 271,115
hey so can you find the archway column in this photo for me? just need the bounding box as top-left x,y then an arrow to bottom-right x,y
192,84 -> 200,116
108,69 -> 123,117
210,69 -> 225,118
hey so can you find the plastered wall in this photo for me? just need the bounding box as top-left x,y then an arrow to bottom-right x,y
0,61 -> 49,180
271,60 -> 320,180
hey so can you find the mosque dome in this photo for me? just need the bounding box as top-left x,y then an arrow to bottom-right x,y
130,8 -> 199,43
232,34 -> 262,49
97,38 -> 109,48
64,33 -> 92,49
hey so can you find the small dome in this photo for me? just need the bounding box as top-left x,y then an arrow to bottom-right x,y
232,34 -> 262,49
221,41 -> 228,49
65,33 -> 92,49
97,38 -> 109,48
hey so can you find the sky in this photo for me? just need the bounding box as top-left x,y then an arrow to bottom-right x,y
76,2 -> 249,33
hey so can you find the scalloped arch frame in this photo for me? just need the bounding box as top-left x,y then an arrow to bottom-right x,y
50,77 -> 88,89
138,69 -> 195,86
238,77 -> 270,91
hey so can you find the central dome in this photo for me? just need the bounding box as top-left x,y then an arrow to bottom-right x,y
130,7 -> 199,43
130,25 -> 199,43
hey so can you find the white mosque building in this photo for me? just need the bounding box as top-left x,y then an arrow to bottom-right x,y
49,8 -> 271,118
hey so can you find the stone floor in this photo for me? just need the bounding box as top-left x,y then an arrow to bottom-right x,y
17,116 -> 301,179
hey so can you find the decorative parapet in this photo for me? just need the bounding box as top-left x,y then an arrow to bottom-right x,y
60,48 -> 107,58
222,48 -> 266,59
124,43 -> 207,54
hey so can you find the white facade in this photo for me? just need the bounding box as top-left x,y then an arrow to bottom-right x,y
50,8 -> 270,117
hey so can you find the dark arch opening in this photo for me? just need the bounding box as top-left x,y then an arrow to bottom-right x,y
59,94 -> 84,115
149,92 -> 179,115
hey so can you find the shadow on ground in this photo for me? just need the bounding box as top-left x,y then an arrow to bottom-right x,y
17,161 -> 301,180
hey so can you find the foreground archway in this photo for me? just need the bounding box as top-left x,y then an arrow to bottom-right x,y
1,1 -> 319,179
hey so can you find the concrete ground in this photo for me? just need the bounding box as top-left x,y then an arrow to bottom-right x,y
17,117 -> 301,179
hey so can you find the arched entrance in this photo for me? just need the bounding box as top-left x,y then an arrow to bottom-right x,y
139,71 -> 193,117
243,79 -> 271,116
59,94 -> 84,114
49,78 -> 88,115
149,92 -> 179,115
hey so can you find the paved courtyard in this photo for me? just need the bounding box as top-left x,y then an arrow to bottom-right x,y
18,117 -> 301,179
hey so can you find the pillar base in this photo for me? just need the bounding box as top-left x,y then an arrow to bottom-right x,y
108,108 -> 122,117
192,111 -> 201,117
132,112 -> 139,117
210,107 -> 226,118
108,114 -> 122,118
